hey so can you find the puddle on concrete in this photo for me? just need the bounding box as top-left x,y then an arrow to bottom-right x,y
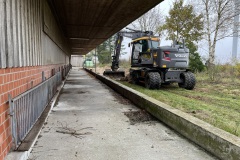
77,91 -> 88,94
61,90 -> 71,94
61,90 -> 88,94
65,81 -> 83,85
64,84 -> 92,89
53,106 -> 83,111
124,110 -> 157,125
67,77 -> 92,81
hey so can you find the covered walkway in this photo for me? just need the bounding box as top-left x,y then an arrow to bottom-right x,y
0,0 -> 165,158
28,68 -> 215,160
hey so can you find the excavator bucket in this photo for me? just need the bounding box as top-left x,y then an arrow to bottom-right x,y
103,69 -> 125,79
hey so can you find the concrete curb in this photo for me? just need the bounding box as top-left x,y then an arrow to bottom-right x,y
5,71 -> 70,160
85,69 -> 240,160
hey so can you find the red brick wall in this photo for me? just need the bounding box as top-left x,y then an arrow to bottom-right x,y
0,64 -> 66,160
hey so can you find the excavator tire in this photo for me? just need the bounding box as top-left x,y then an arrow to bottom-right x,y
145,72 -> 161,89
178,72 -> 196,90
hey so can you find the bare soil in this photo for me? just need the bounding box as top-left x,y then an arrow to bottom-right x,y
124,110 -> 156,125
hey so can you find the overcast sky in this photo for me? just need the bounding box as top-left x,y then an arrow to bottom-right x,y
120,0 -> 239,64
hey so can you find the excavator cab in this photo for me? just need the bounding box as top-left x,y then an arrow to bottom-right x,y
130,37 -> 159,67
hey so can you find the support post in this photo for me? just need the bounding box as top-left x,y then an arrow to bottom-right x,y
95,48 -> 97,73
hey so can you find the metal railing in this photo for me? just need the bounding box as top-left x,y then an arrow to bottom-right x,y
62,64 -> 71,80
9,65 -> 70,149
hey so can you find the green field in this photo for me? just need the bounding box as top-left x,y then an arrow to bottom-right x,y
119,71 -> 240,137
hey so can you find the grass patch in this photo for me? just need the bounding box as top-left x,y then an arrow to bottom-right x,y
119,73 -> 240,137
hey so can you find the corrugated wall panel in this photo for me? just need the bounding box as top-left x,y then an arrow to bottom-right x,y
23,0 -> 28,66
41,0 -> 70,65
0,0 -> 7,68
30,0 -> 34,66
25,0 -> 30,66
32,0 -> 36,66
17,0 -> 23,67
6,0 -> 14,67
37,0 -> 42,65
42,0 -> 70,56
28,0 -> 32,66
21,0 -> 27,67
12,0 -> 19,67
31,0 -> 34,66
0,0 -> 70,69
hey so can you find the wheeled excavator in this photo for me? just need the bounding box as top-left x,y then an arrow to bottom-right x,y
103,28 -> 196,90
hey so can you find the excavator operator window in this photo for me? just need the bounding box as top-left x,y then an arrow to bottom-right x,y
132,41 -> 142,64
149,40 -> 159,49
132,40 -> 151,64
142,40 -> 149,52
140,40 -> 151,62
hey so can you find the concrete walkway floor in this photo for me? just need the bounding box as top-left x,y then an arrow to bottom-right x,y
28,68 -> 217,160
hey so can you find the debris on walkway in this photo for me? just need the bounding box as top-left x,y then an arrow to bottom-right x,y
124,109 -> 156,125
56,121 -> 92,138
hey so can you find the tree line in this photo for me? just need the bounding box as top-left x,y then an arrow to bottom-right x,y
92,0 -> 239,72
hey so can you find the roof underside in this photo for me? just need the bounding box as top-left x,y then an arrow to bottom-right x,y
48,0 -> 164,55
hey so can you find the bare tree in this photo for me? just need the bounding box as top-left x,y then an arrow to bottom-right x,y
128,6 -> 163,34
193,0 -> 240,66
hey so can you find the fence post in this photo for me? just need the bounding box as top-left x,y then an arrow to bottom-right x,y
8,94 -> 17,149
42,71 -> 45,82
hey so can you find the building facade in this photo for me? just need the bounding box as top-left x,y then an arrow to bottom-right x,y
0,0 -> 70,159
